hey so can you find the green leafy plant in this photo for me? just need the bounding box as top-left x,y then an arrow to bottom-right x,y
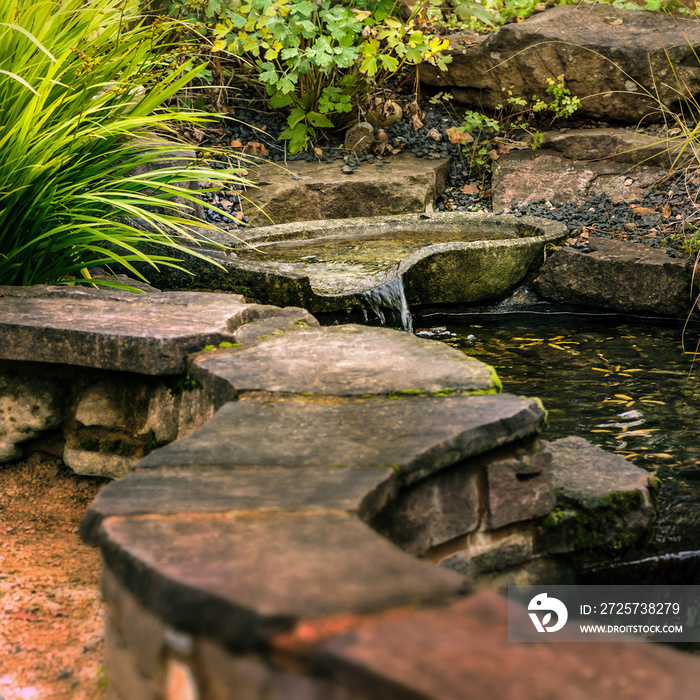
206,0 -> 451,152
0,0 -> 247,288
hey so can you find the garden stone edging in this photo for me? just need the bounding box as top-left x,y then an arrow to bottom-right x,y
0,285 -> 694,699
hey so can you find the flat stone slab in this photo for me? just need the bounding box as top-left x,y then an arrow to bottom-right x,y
245,154 -> 450,225
0,286 -> 315,374
80,466 -> 394,545
542,128 -> 687,169
191,324 -> 497,397
315,591 -> 700,700
534,236 -> 691,316
135,394 -> 546,486
205,211 -> 568,312
98,512 -> 463,646
492,149 -> 665,210
549,436 -> 654,509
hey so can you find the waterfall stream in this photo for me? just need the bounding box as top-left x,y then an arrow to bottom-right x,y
360,276 -> 413,333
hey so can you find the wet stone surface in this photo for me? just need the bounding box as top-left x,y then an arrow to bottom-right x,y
191,324 -> 497,397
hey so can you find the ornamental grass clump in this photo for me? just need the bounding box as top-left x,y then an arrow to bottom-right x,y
0,0 -> 246,288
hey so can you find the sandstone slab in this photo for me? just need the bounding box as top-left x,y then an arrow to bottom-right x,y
371,462 -> 481,556
492,149 -> 665,209
191,324 -> 497,397
421,5 -> 700,123
315,591 -> 700,700
534,236 -> 692,316
486,445 -> 555,529
135,395 -> 546,486
542,128 -> 688,168
440,531 -> 535,580
80,466 -> 394,545
245,155 -> 450,225
98,512 -> 464,646
0,286 -> 312,374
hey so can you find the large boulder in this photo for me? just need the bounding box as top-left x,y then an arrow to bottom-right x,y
421,5 -> 700,122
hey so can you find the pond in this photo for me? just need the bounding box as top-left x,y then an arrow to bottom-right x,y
415,311 -> 700,559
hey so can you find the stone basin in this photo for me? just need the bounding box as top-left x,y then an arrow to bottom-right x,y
220,211 -> 568,313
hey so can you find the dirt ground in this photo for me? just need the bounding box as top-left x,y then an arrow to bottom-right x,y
0,456 -> 107,700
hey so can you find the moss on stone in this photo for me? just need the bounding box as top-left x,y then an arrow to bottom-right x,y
557,491 -> 645,556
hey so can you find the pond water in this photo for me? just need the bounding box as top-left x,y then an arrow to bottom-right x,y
415,311 -> 700,556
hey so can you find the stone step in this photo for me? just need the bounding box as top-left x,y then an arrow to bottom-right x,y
314,591 -> 700,700
98,511 -> 465,648
244,154 -> 450,225
190,323 -> 499,400
80,465 -> 394,545
492,149 -> 665,211
134,394 -> 545,486
0,285 -> 315,374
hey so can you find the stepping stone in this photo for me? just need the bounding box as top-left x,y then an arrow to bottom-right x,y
314,591 -> 700,700
191,324 -> 498,398
244,154 -> 450,225
135,394 -> 545,486
80,466 -> 394,545
98,512 -> 464,646
0,286 -> 315,374
492,149 -> 665,210
534,236 -> 691,316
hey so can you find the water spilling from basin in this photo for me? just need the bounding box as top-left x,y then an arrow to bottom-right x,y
213,212 -> 568,312
361,276 -> 413,333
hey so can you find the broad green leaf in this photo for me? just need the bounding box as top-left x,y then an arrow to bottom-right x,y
306,111 -> 334,127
